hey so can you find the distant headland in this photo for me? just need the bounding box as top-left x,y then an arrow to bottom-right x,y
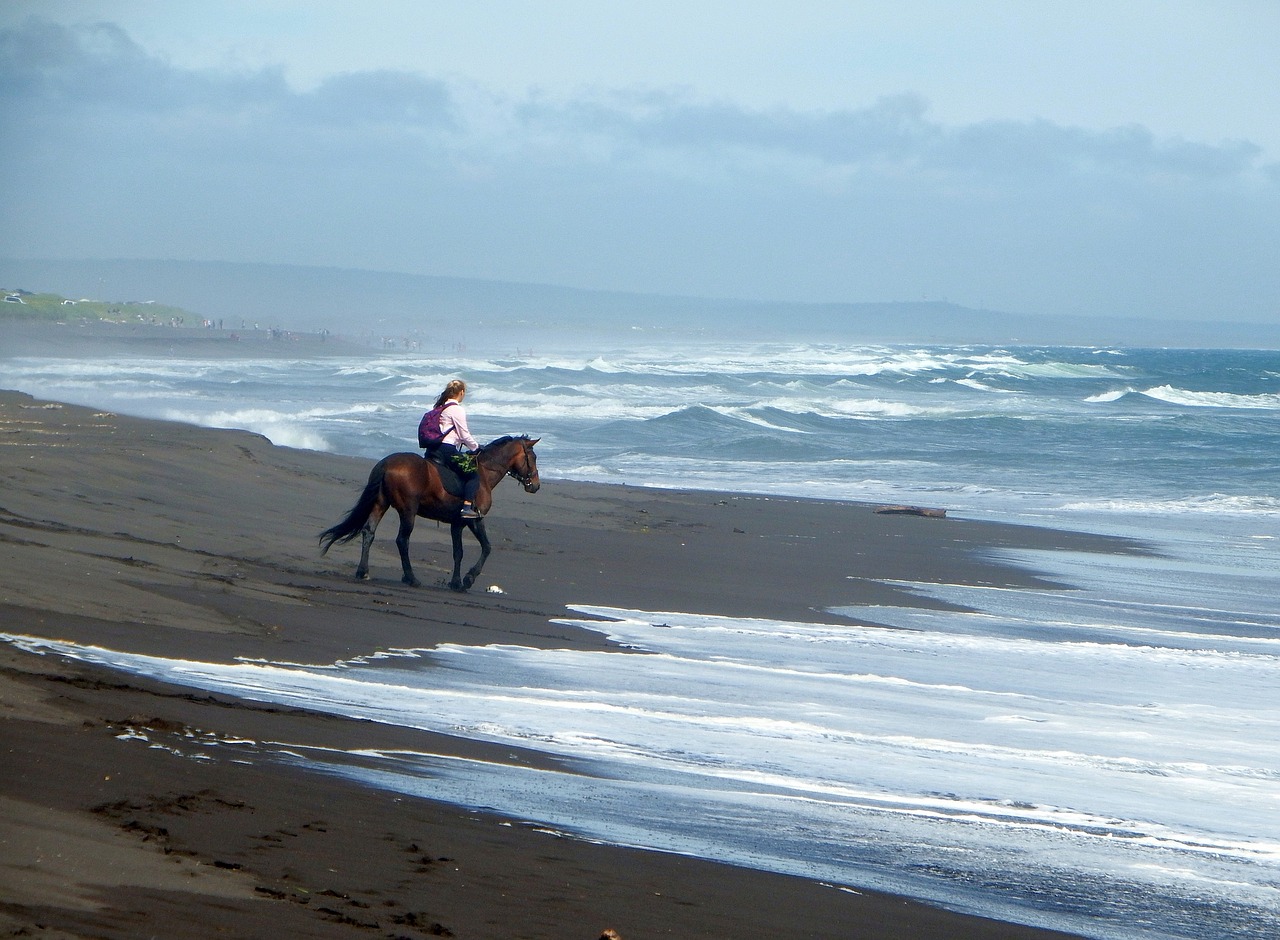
0,286 -> 368,358
4,257 -> 1278,349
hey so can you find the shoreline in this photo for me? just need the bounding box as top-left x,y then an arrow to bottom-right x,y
0,388 -> 1137,938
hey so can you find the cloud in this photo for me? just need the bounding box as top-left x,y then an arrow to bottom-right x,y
0,18 -> 283,116
516,87 -> 1270,188
0,17 -> 452,143
290,70 -> 454,129
8,17 -> 1264,183
516,90 -> 934,166
1,17 -> 1276,322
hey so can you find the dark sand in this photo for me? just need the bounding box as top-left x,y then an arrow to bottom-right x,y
0,376 -> 1140,939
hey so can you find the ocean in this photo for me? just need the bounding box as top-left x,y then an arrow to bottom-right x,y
3,340 -> 1279,939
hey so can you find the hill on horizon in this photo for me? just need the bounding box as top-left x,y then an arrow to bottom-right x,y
1,257 -> 1274,349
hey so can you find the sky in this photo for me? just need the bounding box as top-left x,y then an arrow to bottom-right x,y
1,1 -> 1278,323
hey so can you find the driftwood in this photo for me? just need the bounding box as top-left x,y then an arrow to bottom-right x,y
874,504 -> 947,518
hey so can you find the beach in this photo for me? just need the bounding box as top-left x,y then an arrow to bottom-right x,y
0,381 -> 1128,940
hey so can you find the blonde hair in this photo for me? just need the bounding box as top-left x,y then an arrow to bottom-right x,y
434,379 -> 467,409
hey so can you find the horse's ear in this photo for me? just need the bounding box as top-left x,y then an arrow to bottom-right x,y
528,437 -> 540,445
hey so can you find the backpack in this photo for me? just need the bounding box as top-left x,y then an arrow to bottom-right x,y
417,401 -> 455,449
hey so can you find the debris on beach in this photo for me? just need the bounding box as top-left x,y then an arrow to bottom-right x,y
873,504 -> 947,518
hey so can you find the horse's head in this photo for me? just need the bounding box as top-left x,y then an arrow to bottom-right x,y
510,436 -> 541,493
482,435 -> 541,493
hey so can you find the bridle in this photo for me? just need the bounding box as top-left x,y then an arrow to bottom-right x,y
506,440 -> 538,488
476,437 -> 538,488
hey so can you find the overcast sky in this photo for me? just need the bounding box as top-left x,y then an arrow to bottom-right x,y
2,1 -> 1277,323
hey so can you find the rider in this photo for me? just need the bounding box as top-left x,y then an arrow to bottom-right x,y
429,379 -> 482,519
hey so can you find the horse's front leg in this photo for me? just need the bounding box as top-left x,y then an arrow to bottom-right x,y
460,518 -> 492,592
449,522 -> 466,591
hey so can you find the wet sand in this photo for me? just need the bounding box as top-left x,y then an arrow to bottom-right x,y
0,385 -> 1134,939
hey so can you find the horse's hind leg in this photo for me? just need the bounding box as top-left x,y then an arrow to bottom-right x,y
355,505 -> 386,580
395,505 -> 420,586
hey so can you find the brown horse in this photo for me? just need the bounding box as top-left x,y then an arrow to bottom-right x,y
319,435 -> 540,591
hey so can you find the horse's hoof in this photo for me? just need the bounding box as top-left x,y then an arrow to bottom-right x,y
449,581 -> 465,592
355,572 -> 370,581
403,577 -> 421,587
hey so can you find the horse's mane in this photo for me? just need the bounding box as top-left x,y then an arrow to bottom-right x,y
480,434 -> 534,452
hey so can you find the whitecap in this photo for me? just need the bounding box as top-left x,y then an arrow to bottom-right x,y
1140,385 -> 1280,410
1084,388 -> 1132,403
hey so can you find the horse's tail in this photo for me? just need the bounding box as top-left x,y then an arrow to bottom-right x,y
319,457 -> 388,554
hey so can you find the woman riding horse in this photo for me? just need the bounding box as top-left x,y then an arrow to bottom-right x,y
425,378 -> 482,519
319,434 -> 540,591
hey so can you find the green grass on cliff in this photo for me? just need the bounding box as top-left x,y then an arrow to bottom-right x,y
1,288 -> 191,325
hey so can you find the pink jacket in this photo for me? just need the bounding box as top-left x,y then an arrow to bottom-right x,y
440,400 -> 479,450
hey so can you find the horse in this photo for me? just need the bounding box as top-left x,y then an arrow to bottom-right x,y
319,435 -> 540,591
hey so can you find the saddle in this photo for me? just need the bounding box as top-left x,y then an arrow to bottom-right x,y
425,450 -> 466,498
